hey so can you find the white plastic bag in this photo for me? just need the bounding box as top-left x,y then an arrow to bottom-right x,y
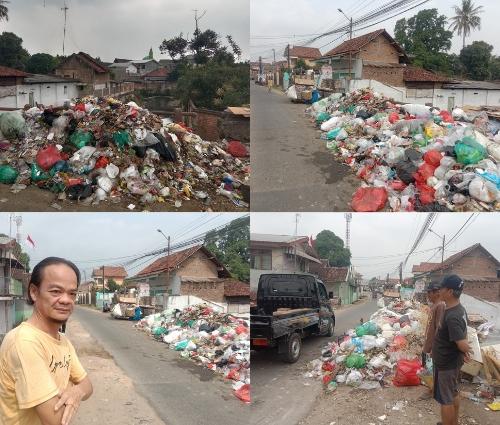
468,177 -> 498,203
346,370 -> 363,386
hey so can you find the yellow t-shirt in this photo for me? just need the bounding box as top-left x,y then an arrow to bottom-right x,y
0,322 -> 87,425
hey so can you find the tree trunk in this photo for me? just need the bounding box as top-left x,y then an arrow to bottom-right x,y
463,33 -> 466,50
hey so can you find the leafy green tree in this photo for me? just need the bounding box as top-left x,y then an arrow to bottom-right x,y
0,32 -> 30,70
190,29 -> 221,64
449,0 -> 484,49
0,0 -> 8,23
395,9 -> 453,74
204,216 -> 249,282
159,33 -> 188,62
490,56 -> 500,80
226,35 -> 242,61
106,278 -> 120,293
314,230 -> 351,267
460,40 -> 492,80
25,53 -> 56,74
143,47 -> 154,60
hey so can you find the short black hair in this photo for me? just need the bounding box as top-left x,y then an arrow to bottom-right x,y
27,257 -> 80,305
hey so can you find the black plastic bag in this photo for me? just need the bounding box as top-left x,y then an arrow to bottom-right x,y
67,184 -> 93,200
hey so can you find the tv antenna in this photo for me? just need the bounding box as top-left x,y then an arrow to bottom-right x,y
193,9 -> 206,33
61,1 -> 69,56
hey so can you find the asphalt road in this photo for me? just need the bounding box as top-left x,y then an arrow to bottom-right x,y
250,299 -> 379,425
250,84 -> 359,211
71,307 -> 250,425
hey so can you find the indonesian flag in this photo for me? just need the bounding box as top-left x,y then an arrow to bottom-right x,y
26,235 -> 35,249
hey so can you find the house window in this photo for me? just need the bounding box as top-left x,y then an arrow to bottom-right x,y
64,85 -> 67,94
251,249 -> 272,270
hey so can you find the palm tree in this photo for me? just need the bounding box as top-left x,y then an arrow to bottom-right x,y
449,0 -> 484,49
0,0 -> 8,23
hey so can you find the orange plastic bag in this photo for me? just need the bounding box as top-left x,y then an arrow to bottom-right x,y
234,384 -> 250,403
351,187 -> 388,212
393,359 -> 422,387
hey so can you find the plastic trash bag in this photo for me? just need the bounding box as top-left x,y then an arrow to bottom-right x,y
174,339 -> 189,351
67,184 -> 93,200
0,165 -> 18,184
321,116 -> 341,132
346,370 -> 363,386
316,112 -> 331,124
227,140 -> 248,158
345,354 -> 366,369
234,383 -> 250,403
455,136 -> 487,165
468,177 -> 498,203
423,150 -> 442,167
487,142 -> 500,161
70,130 -> 94,149
326,127 -> 342,140
97,176 -> 113,193
112,131 -> 132,150
105,163 -> 120,179
395,161 -> 418,184
356,321 -> 378,337
351,187 -> 388,212
286,85 -> 298,100
36,145 -> 62,171
401,104 -> 430,117
0,111 -> 26,140
393,359 -> 422,387
31,163 -> 50,182
386,147 -> 405,166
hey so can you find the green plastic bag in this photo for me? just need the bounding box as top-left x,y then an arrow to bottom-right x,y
174,339 -> 189,351
355,321 -> 378,337
153,327 -> 167,336
113,131 -> 132,150
0,165 -> 18,184
345,354 -> 366,369
455,136 -> 487,165
70,130 -> 93,149
0,112 -> 26,140
326,127 -> 342,140
315,112 -> 330,124
31,163 -> 50,182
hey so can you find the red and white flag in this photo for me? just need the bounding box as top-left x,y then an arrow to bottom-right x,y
26,235 -> 35,249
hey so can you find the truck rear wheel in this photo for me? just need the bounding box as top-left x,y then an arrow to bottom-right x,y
281,333 -> 302,363
326,318 -> 335,337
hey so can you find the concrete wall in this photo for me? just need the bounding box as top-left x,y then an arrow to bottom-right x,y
0,82 -> 79,108
461,293 -> 500,327
358,34 -> 401,64
250,247 -> 299,291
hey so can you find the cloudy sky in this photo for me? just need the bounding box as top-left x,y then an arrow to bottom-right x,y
251,0 -> 499,62
0,212 -> 245,281
251,213 -> 499,280
2,0 -> 249,62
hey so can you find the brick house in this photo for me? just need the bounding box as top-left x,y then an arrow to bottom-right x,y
91,266 -> 128,290
309,260 -> 354,303
127,245 -> 231,298
54,52 -> 110,94
412,243 -> 500,302
318,29 -> 409,83
250,234 -> 321,293
284,46 -> 322,69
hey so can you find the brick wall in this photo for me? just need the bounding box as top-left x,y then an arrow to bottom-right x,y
362,65 -> 405,87
463,281 -> 500,302
179,280 -> 225,302
445,252 -> 498,278
193,109 -> 223,142
359,35 -> 401,64
222,114 -> 250,144
55,56 -> 109,94
177,252 -> 219,280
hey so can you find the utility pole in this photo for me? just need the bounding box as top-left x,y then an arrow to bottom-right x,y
61,2 -> 68,56
428,229 -> 446,265
193,9 -> 206,34
338,9 -> 353,92
259,56 -> 263,83
272,48 -> 276,84
157,230 -> 171,296
101,265 -> 105,311
294,213 -> 300,271
287,44 -> 291,72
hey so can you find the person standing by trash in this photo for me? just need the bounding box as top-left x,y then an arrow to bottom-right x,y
267,76 -> 273,93
0,257 -> 93,425
432,274 -> 471,425
419,281 -> 445,400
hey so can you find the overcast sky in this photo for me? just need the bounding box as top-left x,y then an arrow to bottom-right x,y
251,0 -> 499,61
2,0 -> 249,62
0,212 -> 244,282
251,213 -> 499,280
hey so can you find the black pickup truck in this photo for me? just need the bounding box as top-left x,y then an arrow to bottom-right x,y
250,273 -> 335,363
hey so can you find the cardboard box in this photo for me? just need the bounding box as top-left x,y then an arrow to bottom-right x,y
461,359 -> 482,377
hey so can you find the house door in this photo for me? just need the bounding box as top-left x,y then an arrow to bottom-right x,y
447,96 -> 455,111
28,92 -> 34,107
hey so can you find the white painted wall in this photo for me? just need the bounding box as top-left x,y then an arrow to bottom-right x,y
461,293 -> 500,328
0,82 -> 79,108
250,247 -> 299,291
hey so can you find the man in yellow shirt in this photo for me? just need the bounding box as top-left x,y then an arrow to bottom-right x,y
0,257 -> 93,425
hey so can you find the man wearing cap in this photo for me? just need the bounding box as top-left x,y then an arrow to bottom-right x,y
432,274 -> 471,425
419,281 -> 445,400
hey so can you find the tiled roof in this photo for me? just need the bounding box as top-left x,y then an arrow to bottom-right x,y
251,233 -> 308,244
224,280 -> 250,297
322,29 -> 406,59
0,65 -> 29,77
75,52 -> 108,73
412,262 -> 439,273
143,67 -> 169,77
288,46 -> 322,60
404,66 -> 450,82
317,266 -> 349,283
92,266 -> 127,278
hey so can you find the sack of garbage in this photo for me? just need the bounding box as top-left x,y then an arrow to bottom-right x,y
401,104 -> 430,117
351,187 -> 388,212
393,359 -> 422,387
345,354 -> 366,369
286,85 -> 298,100
0,111 -> 26,140
455,136 -> 487,165
36,145 -> 63,171
355,321 -> 378,337
345,370 -> 363,386
468,177 -> 498,203
0,164 -> 19,184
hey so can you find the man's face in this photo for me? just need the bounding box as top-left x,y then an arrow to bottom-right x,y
438,286 -> 452,302
429,289 -> 440,303
30,264 -> 78,324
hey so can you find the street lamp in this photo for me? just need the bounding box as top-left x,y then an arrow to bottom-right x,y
338,8 -> 353,91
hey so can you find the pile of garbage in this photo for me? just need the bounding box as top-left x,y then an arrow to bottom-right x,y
0,97 -> 250,210
135,304 -> 250,403
307,89 -> 500,212
305,300 -> 427,392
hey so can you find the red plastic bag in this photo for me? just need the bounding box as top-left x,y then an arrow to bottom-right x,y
388,112 -> 400,124
393,359 -> 422,387
95,156 -> 109,169
226,369 -> 240,381
389,179 -> 407,191
391,335 -> 408,350
235,325 -> 248,335
74,103 -> 86,112
357,165 -> 373,181
234,384 -> 250,403
414,163 -> 437,184
322,374 -> 333,385
36,145 -> 62,171
417,183 -> 435,205
423,150 -> 442,167
322,361 -> 335,372
439,110 -> 454,123
351,187 -> 388,212
227,140 -> 249,158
